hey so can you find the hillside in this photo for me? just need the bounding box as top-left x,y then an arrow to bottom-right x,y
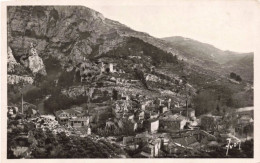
7,6 -> 253,116
162,36 -> 254,82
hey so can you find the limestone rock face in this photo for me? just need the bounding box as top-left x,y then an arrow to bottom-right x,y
7,46 -> 19,73
25,43 -> 46,75
7,46 -> 30,76
7,6 -> 178,77
7,46 -> 18,64
28,55 -> 46,75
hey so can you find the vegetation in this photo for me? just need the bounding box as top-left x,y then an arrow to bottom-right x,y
44,94 -> 88,113
103,37 -> 179,66
8,124 -> 125,158
230,72 -> 242,82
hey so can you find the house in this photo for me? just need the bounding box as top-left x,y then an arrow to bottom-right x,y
135,110 -> 145,120
140,104 -> 146,110
144,119 -> 159,133
159,113 -> 188,131
100,62 -> 114,73
55,107 -> 86,125
154,98 -> 163,106
149,138 -> 162,157
140,138 -> 161,158
68,117 -> 89,128
159,106 -> 168,114
120,92 -> 129,101
107,63 -> 114,73
151,111 -> 159,119
8,106 -> 18,118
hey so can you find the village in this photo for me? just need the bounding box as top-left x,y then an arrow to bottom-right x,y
5,4 -> 255,160
7,66 -> 254,158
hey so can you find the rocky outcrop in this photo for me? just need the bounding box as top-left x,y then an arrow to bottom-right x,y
7,46 -> 19,73
7,46 -> 30,76
28,55 -> 46,74
144,73 -> 161,82
28,43 -> 46,75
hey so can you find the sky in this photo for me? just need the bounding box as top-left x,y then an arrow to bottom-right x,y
86,0 -> 259,53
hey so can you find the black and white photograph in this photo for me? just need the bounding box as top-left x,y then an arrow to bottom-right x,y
1,0 -> 259,160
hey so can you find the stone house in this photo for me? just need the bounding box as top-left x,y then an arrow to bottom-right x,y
100,62 -> 115,73
55,107 -> 86,125
159,106 -> 168,114
159,113 -> 188,131
135,110 -> 145,121
68,117 -> 89,128
140,138 -> 161,158
8,106 -> 19,118
144,119 -> 159,133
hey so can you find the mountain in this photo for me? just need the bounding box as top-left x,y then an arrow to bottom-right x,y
162,36 -> 254,82
7,6 -> 253,115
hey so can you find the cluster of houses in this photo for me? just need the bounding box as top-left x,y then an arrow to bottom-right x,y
99,89 -> 252,158
54,106 -> 91,135
7,71 -> 253,158
98,89 -> 214,157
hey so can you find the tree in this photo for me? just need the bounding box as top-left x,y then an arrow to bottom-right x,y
192,90 -> 218,116
58,70 -> 75,88
230,72 -> 237,79
230,72 -> 242,82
